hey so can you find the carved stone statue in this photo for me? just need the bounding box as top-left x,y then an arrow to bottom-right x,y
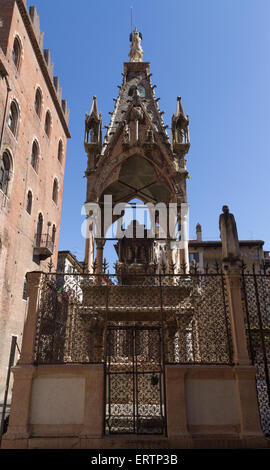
145,127 -> 154,144
177,128 -> 185,144
219,205 -> 241,262
123,122 -> 130,145
129,28 -> 144,63
131,106 -> 144,122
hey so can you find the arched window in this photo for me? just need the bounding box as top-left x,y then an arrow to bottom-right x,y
8,101 -> 19,137
52,179 -> 58,204
128,85 -> 136,97
36,213 -> 43,246
31,140 -> 39,172
34,88 -> 42,118
12,37 -> 22,70
26,191 -> 32,214
45,111 -> 51,138
57,140 -> 63,163
0,151 -> 12,195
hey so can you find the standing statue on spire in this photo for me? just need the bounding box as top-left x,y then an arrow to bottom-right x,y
129,28 -> 144,62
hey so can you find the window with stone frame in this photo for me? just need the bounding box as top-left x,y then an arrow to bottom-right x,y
8,101 -> 19,137
12,37 -> 22,70
26,190 -> 33,214
128,85 -> 136,96
36,213 -> 43,247
52,178 -> 58,205
31,140 -> 39,173
44,110 -> 52,138
0,151 -> 12,196
57,139 -> 63,163
34,88 -> 42,118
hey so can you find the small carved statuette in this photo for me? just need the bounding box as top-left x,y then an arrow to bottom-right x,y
145,127 -> 155,144
123,122 -> 130,145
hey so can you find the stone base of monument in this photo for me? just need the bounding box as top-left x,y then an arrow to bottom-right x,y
2,364 -> 269,450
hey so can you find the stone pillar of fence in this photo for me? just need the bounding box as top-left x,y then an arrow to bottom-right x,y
219,206 -> 250,365
81,365 -> 104,439
223,263 -> 250,365
165,366 -> 189,440
2,271 -> 43,447
18,271 -> 44,365
2,366 -> 36,446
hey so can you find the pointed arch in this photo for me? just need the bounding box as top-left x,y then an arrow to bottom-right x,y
34,87 -> 42,118
57,139 -> 63,163
98,152 -> 177,205
31,140 -> 40,173
0,150 -> 13,196
26,190 -> 33,214
8,100 -> 20,137
45,110 -> 52,138
12,36 -> 22,70
36,213 -> 43,247
52,178 -> 59,205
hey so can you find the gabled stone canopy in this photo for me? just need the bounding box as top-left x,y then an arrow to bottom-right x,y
85,60 -> 190,207
102,62 -> 171,155
84,32 -> 191,271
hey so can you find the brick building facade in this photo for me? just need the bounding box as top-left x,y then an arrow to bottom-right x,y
188,223 -> 270,272
0,0 -> 70,400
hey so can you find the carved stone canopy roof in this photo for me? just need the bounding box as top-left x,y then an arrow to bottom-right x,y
102,61 -> 171,156
86,96 -> 101,125
101,155 -> 172,205
85,51 -> 189,212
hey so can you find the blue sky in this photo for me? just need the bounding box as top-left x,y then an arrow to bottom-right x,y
30,0 -> 270,264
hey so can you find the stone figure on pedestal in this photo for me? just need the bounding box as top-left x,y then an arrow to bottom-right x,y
219,205 -> 241,262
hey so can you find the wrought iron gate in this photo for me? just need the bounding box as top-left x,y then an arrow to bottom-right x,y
104,324 -> 166,435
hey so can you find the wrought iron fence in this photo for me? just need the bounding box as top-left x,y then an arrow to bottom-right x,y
33,269 -> 233,366
31,264 -> 270,436
241,265 -> 270,437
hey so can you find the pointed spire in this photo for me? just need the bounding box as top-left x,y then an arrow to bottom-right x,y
129,28 -> 144,62
176,96 -> 186,119
89,96 -> 99,121
171,96 -> 190,148
85,96 -> 102,147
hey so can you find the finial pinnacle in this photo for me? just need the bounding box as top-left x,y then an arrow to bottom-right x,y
129,28 -> 144,62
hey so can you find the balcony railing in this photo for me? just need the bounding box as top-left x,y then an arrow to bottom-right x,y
33,233 -> 54,260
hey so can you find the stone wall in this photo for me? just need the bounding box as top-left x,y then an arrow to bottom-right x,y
1,363 -> 268,449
